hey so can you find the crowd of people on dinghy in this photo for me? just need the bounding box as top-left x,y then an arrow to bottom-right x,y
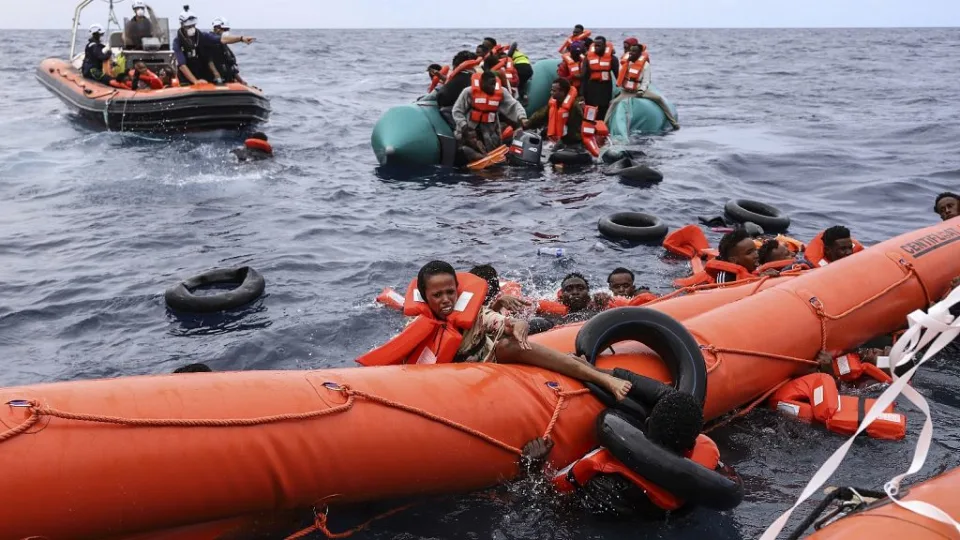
425,25 -> 678,167
81,3 -> 256,90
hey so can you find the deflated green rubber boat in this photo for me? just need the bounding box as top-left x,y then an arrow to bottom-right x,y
371,59 -> 678,166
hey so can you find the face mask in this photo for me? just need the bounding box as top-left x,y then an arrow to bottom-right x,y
135,9 -> 145,16
185,27 -> 196,37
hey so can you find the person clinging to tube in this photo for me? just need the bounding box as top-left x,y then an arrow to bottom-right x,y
408,261 -> 632,399
715,227 -> 773,283
935,192 -> 959,221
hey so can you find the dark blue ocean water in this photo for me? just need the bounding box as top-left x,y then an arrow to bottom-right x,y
1,27 -> 959,538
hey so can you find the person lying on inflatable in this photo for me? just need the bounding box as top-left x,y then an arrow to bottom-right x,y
358,261 -> 633,399
521,373 -> 742,516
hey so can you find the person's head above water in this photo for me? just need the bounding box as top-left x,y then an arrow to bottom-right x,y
173,363 -> 213,373
479,69 -> 499,94
469,264 -> 500,302
822,225 -> 854,262
550,77 -> 571,101
757,239 -> 792,266
249,131 -> 268,142
646,391 -> 703,454
417,260 -> 459,320
718,227 -> 759,272
607,267 -> 636,297
935,192 -> 959,221
452,50 -> 475,68
560,272 -> 591,312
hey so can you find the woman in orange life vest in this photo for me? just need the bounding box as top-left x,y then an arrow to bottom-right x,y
521,373 -> 740,516
607,42 -> 680,130
451,69 -> 527,164
377,261 -> 632,398
232,131 -> 273,162
580,36 -> 619,120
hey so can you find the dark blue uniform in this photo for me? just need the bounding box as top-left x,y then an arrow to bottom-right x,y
81,39 -> 113,83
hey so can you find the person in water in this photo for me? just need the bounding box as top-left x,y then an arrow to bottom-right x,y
757,239 -> 794,267
81,24 -> 114,84
715,227 -> 762,283
524,78 -> 584,146
232,132 -> 273,161
607,42 -> 679,129
437,50 -> 479,110
821,226 -> 855,265
207,17 -> 252,85
522,377 -> 713,517
580,36 -> 619,120
452,69 -> 527,163
413,261 -> 632,399
607,267 -> 647,298
935,192 -> 959,221
469,264 -> 531,313
558,41 -> 587,90
557,273 -> 612,315
123,0 -> 156,50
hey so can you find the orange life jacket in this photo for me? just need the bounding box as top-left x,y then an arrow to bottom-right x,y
606,291 -> 659,308
832,352 -> 893,384
559,30 -> 592,53
375,287 -> 405,311
771,373 -> 906,440
469,72 -> 503,124
492,57 -> 519,90
428,64 -> 450,93
825,395 -> 906,440
586,44 -> 615,82
553,434 -> 720,511
537,299 -> 569,317
580,105 -> 608,158
674,259 -> 754,288
356,272 -> 488,366
109,79 -> 132,90
803,231 -> 865,268
448,58 -> 482,81
499,281 -> 522,298
560,53 -> 583,87
616,53 -> 648,92
756,258 -> 801,274
244,138 -> 273,154
547,86 -> 578,141
129,68 -> 164,90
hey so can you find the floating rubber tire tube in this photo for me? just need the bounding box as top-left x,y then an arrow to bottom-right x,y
165,266 -> 266,313
602,157 -> 663,184
549,147 -> 594,166
598,212 -> 669,243
723,199 -> 791,233
598,410 -> 744,510
575,307 -> 708,405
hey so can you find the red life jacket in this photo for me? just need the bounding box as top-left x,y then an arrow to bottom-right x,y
804,231 -> 865,268
616,53 -> 648,92
428,64 -> 450,93
586,44 -> 615,82
559,29 -> 592,53
448,58 -> 482,80
832,352 -> 893,384
580,105 -> 608,158
109,79 -> 132,90
674,259 -> 753,288
771,373 -> 906,440
469,72 -> 504,124
492,56 -> 519,91
244,138 -> 273,154
546,86 -> 578,141
606,291 -> 659,308
356,272 -> 489,366
560,53 -> 583,87
553,434 -> 720,511
375,287 -> 405,311
129,68 -> 164,90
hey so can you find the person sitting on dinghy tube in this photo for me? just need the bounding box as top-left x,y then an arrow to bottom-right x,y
522,373 -> 742,517
357,261 -> 632,400
452,69 -> 527,164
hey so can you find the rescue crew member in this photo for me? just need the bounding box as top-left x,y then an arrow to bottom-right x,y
607,42 -> 680,130
524,78 -> 584,146
935,192 -> 959,221
81,24 -> 114,84
715,227 -> 764,283
207,17 -> 253,84
522,375 -> 724,517
123,0 -> 155,50
232,132 -> 273,161
557,41 -> 587,89
400,261 -> 633,398
581,36 -> 619,120
172,8 -> 218,84
607,267 -> 649,298
452,69 -> 527,163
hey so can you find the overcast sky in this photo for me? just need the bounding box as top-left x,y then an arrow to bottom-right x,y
5,0 -> 959,29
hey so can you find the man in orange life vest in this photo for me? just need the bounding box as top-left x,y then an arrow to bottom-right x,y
935,192 -> 959,221
714,227 -> 765,283
524,78 -> 584,146
452,69 -> 528,163
557,41 -> 587,90
522,375 -> 732,517
607,41 -> 680,130
757,239 -> 795,268
580,36 -> 619,121
795,225 -> 855,269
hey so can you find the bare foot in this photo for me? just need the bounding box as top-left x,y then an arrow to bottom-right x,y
600,373 -> 632,401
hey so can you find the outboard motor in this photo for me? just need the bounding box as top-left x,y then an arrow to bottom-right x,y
507,130 -> 543,167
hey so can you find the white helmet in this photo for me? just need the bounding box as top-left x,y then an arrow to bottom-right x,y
211,17 -> 229,29
132,1 -> 146,9
178,9 -> 198,26
89,23 -> 104,36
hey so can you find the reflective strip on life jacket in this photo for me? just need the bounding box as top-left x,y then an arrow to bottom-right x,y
770,373 -> 840,423
547,86 -> 578,141
587,44 -> 614,82
825,395 -> 906,440
617,54 -> 648,91
833,352 -> 892,384
469,73 -> 503,124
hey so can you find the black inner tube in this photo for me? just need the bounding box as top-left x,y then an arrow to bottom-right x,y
164,266 -> 265,313
575,307 -> 707,405
598,410 -> 744,511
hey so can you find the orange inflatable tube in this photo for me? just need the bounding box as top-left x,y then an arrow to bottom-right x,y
806,467 -> 960,539
0,220 -> 957,539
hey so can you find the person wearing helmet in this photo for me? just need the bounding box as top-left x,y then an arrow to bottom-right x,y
207,18 -> 251,85
123,1 -> 155,50
81,24 -> 114,84
172,7 -> 218,84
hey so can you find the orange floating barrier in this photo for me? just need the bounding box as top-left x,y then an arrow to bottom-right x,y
0,220 -> 957,539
